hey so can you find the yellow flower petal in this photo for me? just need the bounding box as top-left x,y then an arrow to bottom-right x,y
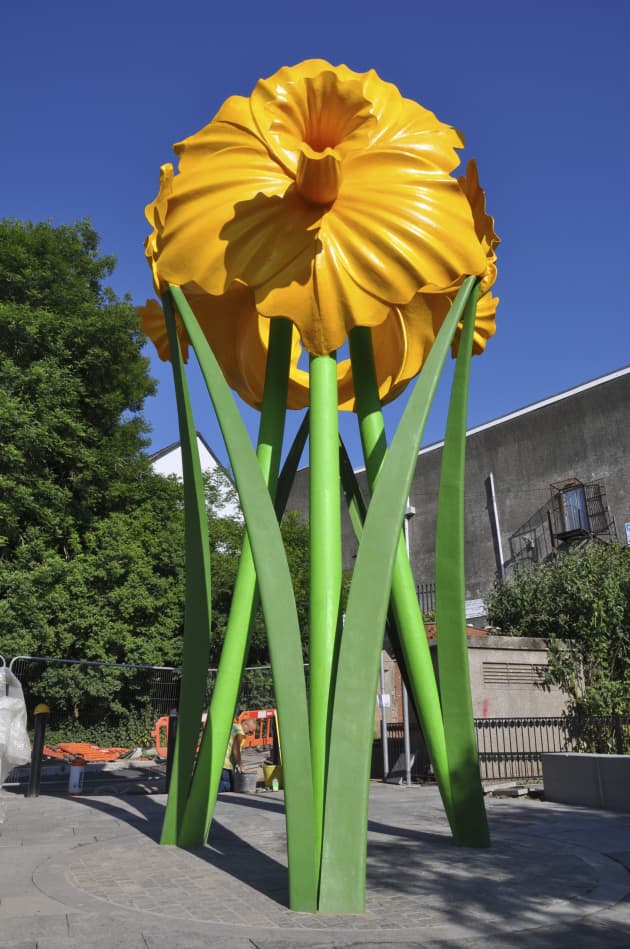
255,237 -> 391,355
144,61 -> 500,410
250,60 -> 377,174
157,138 -> 327,300
140,288 -> 310,411
458,159 -> 500,258
138,297 -> 190,362
327,158 -> 486,304
335,294 -> 450,412
469,290 -> 499,356
144,164 -> 175,294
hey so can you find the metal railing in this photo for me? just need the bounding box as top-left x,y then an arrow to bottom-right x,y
416,583 -> 436,616
474,715 -> 629,782
7,655 -> 280,729
5,654 -> 629,787
374,715 -> 629,784
9,655 -> 181,728
372,722 -> 432,781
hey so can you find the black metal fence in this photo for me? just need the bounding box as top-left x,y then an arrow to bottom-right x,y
5,655 -> 629,786
6,655 -> 278,738
474,714 -> 629,782
8,656 -> 181,726
416,583 -> 436,616
372,721 -> 433,781
373,715 -> 630,783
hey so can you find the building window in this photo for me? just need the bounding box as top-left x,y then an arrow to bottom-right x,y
550,478 -> 613,545
558,484 -> 589,533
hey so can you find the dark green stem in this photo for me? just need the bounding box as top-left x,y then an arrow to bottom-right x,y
319,278 -> 478,913
347,325 -> 453,822
179,318 -> 294,847
160,293 -> 213,846
169,287 -> 317,911
435,282 -> 490,847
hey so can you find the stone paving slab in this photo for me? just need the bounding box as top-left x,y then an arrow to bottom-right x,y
1,785 -> 630,947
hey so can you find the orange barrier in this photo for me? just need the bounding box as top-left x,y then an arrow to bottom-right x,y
151,709 -> 277,759
42,742 -> 129,763
236,709 -> 276,749
150,716 -> 170,759
150,713 -> 207,760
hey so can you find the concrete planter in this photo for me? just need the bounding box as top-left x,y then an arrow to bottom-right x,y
542,752 -> 630,813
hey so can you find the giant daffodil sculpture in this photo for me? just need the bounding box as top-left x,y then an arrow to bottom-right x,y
140,60 -> 499,914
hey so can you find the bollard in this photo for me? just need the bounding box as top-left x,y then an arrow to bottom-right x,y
26,703 -> 50,798
68,756 -> 86,794
165,708 -> 178,791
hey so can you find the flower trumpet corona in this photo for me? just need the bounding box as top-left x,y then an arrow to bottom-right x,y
149,60 -> 487,357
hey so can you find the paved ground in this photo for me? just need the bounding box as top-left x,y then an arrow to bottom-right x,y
1,777 -> 630,948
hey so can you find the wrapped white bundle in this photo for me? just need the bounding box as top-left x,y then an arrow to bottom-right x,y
0,668 -> 31,786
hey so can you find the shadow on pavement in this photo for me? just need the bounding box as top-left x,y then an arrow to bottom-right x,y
44,787 -> 630,929
68,790 -> 290,905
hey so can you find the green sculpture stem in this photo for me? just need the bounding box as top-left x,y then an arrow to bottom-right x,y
347,326 -> 454,826
160,293 -> 213,846
168,286 -> 317,911
179,318 -> 294,847
435,283 -> 490,847
308,352 -> 343,885
319,277 -> 479,913
274,411 -> 310,518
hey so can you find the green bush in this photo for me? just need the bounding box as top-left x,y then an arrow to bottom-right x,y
40,705 -> 157,750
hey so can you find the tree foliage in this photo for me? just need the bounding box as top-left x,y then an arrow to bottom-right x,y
207,499 -> 311,668
0,218 -> 311,740
0,219 -> 185,737
485,541 -> 630,715
0,218 -> 156,555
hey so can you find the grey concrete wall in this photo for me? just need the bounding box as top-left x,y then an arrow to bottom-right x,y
461,636 -> 569,718
542,753 -> 630,813
410,374 -> 630,598
409,369 -> 630,603
392,636 -> 568,723
285,368 -> 630,615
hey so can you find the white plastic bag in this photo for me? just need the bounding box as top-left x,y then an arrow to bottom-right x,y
0,668 -> 31,786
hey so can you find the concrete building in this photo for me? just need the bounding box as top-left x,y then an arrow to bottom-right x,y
406,364 -> 630,620
378,631 -> 567,727
375,632 -> 569,780
287,364 -> 630,625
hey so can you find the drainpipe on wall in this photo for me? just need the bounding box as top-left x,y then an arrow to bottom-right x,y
486,472 -> 506,580
402,499 -> 415,787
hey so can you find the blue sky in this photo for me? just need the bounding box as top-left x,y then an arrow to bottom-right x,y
2,0 -> 628,469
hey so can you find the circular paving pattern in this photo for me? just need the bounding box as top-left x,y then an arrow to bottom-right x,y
32,795 -> 630,939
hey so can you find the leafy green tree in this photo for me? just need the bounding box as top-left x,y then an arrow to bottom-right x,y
204,504 -> 311,711
0,475 -> 186,737
0,218 -> 180,737
0,218 -> 312,739
486,541 -> 630,715
0,218 -> 155,556
207,503 -> 311,668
